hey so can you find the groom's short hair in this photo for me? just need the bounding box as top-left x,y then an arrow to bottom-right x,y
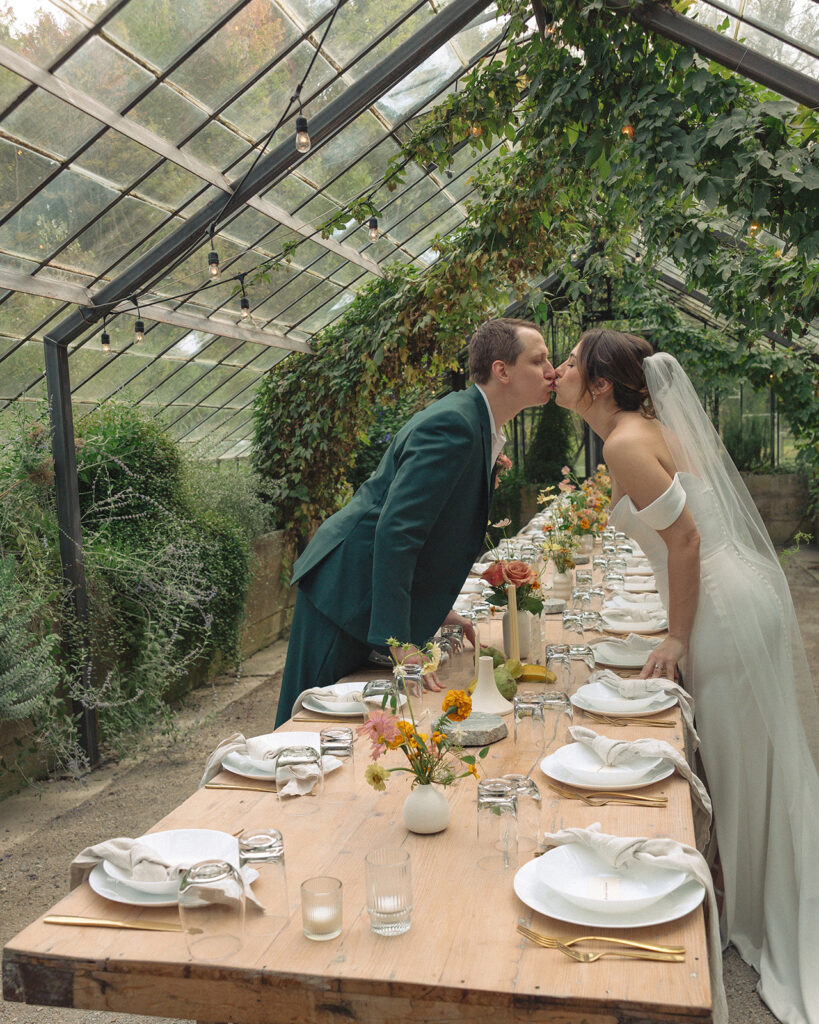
469,318 -> 539,384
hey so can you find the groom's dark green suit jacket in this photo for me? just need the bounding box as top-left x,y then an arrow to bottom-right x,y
293,385 -> 495,649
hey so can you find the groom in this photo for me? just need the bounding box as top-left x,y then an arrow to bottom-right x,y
275,318 -> 555,726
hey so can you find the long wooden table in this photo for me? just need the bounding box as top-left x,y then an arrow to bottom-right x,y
3,615 -> 712,1024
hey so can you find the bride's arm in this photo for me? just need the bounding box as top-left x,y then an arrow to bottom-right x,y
603,436 -> 700,681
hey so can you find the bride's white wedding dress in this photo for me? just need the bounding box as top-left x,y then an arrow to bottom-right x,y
610,470 -> 819,1024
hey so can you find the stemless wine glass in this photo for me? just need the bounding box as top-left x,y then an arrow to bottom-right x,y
441,625 -> 465,679
476,779 -> 518,871
435,637 -> 452,680
539,691 -> 573,757
275,745 -> 323,814
178,860 -> 245,961
502,774 -> 542,853
545,643 -> 571,689
362,678 -> 400,712
570,588 -> 592,613
320,726 -> 356,803
364,848 -> 412,936
562,609 -> 585,645
512,692 -> 545,772
574,569 -> 593,589
238,829 -> 288,937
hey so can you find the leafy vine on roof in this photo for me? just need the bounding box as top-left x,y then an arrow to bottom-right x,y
253,0 -> 819,548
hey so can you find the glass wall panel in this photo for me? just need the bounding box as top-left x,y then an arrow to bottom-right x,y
0,291 -> 64,339
0,340 -> 46,398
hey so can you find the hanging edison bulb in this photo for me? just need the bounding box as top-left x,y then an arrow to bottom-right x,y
749,221 -> 761,237
368,216 -> 378,242
621,124 -> 635,140
101,330 -> 111,354
134,319 -> 145,343
208,248 -> 220,277
295,116 -> 311,154
240,295 -> 250,319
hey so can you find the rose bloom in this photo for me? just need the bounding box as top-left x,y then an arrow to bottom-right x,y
481,561 -> 506,587
502,560 -> 538,587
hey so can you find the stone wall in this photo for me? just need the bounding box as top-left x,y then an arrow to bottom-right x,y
740,473 -> 815,546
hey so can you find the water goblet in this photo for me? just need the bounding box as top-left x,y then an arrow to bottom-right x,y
238,829 -> 288,938
364,848 -> 412,936
301,876 -> 342,941
502,774 -> 542,853
178,860 -> 245,962
476,779 -> 518,871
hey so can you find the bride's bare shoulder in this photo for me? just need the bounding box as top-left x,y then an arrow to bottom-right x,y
602,416 -> 663,459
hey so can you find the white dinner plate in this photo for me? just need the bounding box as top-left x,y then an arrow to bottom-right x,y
102,828 -> 239,895
89,862 -> 258,908
514,857 -> 705,928
301,693 -> 407,718
536,844 -> 688,914
624,577 -> 658,593
574,680 -> 668,713
592,641 -> 653,669
602,615 -> 667,635
540,749 -> 675,791
571,690 -> 678,718
543,742 -> 663,787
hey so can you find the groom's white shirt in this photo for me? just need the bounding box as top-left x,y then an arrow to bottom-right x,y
475,384 -> 507,466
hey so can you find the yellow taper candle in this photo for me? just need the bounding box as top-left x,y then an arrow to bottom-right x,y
506,582 -> 520,662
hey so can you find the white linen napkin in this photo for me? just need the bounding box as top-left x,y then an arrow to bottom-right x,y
595,632 -> 663,652
198,732 -> 341,791
69,837 -> 263,909
569,726 -> 711,850
588,668 -> 699,749
602,607 -> 666,625
541,822 -> 727,1024
604,593 -> 664,612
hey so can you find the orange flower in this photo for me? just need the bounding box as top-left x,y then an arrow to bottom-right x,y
442,690 -> 472,722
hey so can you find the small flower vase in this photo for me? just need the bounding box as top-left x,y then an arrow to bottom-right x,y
402,783 -> 450,834
471,654 -> 514,716
503,608 -> 534,660
549,569 -> 574,601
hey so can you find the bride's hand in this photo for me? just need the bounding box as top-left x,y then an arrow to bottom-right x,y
640,637 -> 686,680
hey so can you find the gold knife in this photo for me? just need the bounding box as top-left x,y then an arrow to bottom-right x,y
205,780 -> 276,793
44,915 -> 193,933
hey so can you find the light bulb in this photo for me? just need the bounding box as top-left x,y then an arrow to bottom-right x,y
240,296 -> 250,319
134,319 -> 145,343
621,124 -> 635,140
749,221 -> 761,236
208,249 -> 220,277
295,116 -> 311,154
470,123 -> 483,138
368,216 -> 378,242
101,331 -> 110,354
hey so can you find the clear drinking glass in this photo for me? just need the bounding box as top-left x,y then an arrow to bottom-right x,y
562,610 -> 585,645
581,610 -> 604,634
588,586 -> 606,612
574,569 -> 593,589
178,860 -> 245,961
569,644 -> 596,681
592,554 -> 608,572
436,637 -> 452,680
364,848 -> 412,936
395,662 -> 423,698
570,587 -> 592,613
476,779 -> 518,871
362,678 -> 400,712
320,726 -> 357,803
441,625 -> 465,674
238,829 -> 288,937
603,570 -> 625,594
545,643 -> 571,689
503,774 -> 542,853
512,692 -> 545,773
301,876 -> 342,941
540,690 -> 573,756
275,745 -> 323,814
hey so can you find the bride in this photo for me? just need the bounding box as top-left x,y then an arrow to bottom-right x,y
553,329 -> 819,1024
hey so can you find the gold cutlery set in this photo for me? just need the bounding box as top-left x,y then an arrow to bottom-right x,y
581,708 -> 676,728
517,925 -> 685,962
546,782 -> 667,807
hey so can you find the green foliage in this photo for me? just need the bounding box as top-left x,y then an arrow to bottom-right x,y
720,409 -> 771,472
524,400 -> 573,486
0,557 -> 60,722
346,386 -> 429,493
488,467 -> 525,537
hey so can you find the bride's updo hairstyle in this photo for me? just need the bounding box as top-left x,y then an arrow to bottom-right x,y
576,328 -> 656,418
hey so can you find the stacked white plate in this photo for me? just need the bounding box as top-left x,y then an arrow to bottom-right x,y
221,730 -> 321,780
540,741 -> 675,791
571,680 -> 678,717
89,828 -> 242,907
624,576 -> 658,593
601,608 -> 668,634
514,844 -> 704,927
591,636 -> 660,669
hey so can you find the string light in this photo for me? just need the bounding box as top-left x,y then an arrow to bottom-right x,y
133,297 -> 144,343
239,275 -> 250,319
470,123 -> 483,138
621,124 -> 635,140
368,216 -> 378,242
295,116 -> 311,154
749,221 -> 761,237
101,316 -> 110,354
208,225 -> 220,278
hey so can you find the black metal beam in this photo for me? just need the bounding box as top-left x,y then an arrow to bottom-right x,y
43,339 -> 99,767
44,0 -> 498,350
606,0 -> 819,110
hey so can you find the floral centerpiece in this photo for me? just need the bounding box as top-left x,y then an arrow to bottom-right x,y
542,464 -> 611,538
357,688 -> 487,793
480,559 -> 544,614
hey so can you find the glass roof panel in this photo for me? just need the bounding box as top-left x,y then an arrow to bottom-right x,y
4,90 -> 102,158
128,83 -> 207,146
132,161 -> 206,211
104,0 -> 242,72
202,368 -> 260,407
0,169 -> 117,263
376,42 -> 463,120
0,291 -> 64,339
169,0 -> 302,109
64,196 -> 168,277
0,2 -> 87,67
73,131 -> 158,191
0,139 -> 58,219
182,121 -> 248,174
70,350 -> 154,403
0,339 -> 46,399
55,36 -> 155,110
0,66 -> 26,110
319,0 -> 433,72
296,110 -> 389,200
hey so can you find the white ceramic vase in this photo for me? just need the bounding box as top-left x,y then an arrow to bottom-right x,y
502,608 -> 536,660
578,533 -> 595,554
470,654 -> 513,716
402,783 -> 450,834
549,569 -> 573,601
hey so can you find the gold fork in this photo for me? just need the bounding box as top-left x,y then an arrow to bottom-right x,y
555,941 -> 685,963
583,709 -> 676,728
516,924 -> 684,954
546,783 -> 667,807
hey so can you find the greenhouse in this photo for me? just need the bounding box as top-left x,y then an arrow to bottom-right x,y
1,0 -> 819,1022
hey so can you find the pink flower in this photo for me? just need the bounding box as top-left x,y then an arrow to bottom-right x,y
356,709 -> 400,760
496,453 -> 512,472
561,465 -> 571,476
492,517 -> 511,529
481,561 -> 506,587
502,560 -> 538,588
